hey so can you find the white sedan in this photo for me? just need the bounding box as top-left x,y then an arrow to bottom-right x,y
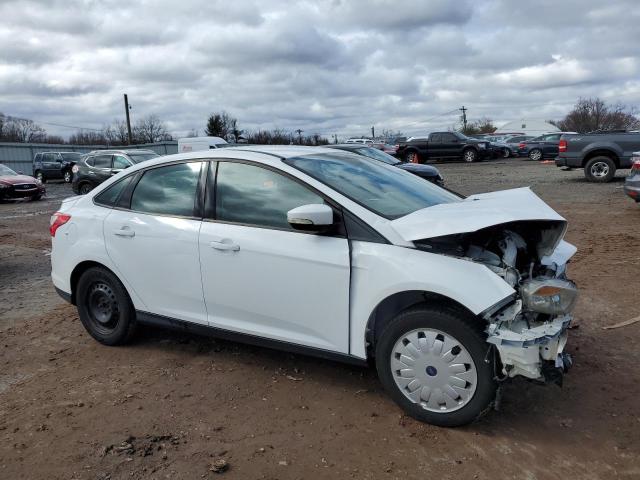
50,146 -> 577,426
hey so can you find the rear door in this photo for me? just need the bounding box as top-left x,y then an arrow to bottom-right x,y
440,133 -> 459,158
428,134 -> 443,157
199,160 -> 351,352
103,161 -> 207,324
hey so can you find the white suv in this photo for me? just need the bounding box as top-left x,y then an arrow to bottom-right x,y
50,146 -> 577,426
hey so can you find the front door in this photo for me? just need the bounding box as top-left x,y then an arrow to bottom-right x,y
103,161 -> 207,324
199,161 -> 351,353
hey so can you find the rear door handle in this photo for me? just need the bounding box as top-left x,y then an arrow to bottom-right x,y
114,228 -> 135,238
210,240 -> 239,251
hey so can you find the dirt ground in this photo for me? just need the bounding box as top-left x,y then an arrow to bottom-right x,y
1,159 -> 639,480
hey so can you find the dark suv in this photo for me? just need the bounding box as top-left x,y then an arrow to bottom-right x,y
72,150 -> 159,194
33,152 -> 83,183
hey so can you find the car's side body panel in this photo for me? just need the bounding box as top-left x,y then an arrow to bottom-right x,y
348,241 -> 515,358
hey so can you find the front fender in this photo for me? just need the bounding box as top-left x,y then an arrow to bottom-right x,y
348,242 -> 514,358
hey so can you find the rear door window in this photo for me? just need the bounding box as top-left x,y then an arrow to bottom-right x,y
92,155 -> 112,169
130,162 -> 203,217
113,155 -> 131,169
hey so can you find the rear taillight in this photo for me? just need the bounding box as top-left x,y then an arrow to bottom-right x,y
518,142 -> 526,149
50,212 -> 71,237
632,158 -> 640,171
559,139 -> 567,153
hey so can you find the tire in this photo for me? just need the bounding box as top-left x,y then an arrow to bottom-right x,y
462,149 -> 477,163
528,149 -> 542,161
375,305 -> 496,427
584,156 -> 616,183
79,182 -> 93,195
405,151 -> 420,163
76,267 -> 137,346
35,171 -> 45,183
32,194 -> 42,201
63,170 -> 72,183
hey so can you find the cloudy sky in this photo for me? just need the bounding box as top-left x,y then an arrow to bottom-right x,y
1,0 -> 639,139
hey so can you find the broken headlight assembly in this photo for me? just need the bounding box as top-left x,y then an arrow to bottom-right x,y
520,278 -> 577,315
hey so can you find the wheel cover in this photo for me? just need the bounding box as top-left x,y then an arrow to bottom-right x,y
464,151 -> 475,162
80,184 -> 91,194
36,172 -> 43,180
86,282 -> 120,333
530,150 -> 542,160
590,161 -> 609,177
406,152 -> 417,163
503,149 -> 510,158
64,171 -> 71,181
390,328 -> 478,413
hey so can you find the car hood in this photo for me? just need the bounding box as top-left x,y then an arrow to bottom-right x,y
396,163 -> 440,176
0,174 -> 39,185
390,187 -> 566,254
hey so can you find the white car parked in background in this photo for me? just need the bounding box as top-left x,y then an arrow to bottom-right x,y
50,146 -> 577,426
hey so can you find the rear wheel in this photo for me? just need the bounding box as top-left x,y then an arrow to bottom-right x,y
375,305 -> 496,427
503,148 -> 510,158
584,156 -> 616,183
528,149 -> 542,161
462,149 -> 477,163
76,267 -> 136,345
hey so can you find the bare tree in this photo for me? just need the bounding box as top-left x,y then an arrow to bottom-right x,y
0,116 -> 47,142
133,114 -> 171,144
68,130 -> 107,145
552,97 -> 640,133
461,117 -> 496,135
103,120 -> 130,146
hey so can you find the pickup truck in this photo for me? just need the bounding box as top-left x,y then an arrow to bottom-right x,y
396,131 -> 490,163
555,131 -> 640,182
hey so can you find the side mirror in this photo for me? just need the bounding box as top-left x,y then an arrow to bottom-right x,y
287,204 -> 334,233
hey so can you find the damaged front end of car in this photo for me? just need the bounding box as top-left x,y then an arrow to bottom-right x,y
415,220 -> 578,385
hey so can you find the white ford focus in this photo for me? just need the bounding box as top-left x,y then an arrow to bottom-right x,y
51,146 -> 577,426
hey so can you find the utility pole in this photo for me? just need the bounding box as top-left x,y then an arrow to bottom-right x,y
459,106 -> 467,133
333,134 -> 338,144
295,128 -> 303,144
124,94 -> 133,145
371,126 -> 375,139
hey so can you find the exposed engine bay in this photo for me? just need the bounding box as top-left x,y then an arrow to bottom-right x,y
414,220 -> 578,384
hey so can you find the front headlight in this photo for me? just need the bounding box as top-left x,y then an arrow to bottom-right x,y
521,278 -> 578,315
35,179 -> 43,185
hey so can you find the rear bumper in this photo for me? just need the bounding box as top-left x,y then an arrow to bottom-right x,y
624,182 -> 640,201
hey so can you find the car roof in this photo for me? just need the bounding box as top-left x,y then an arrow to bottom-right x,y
87,149 -> 157,155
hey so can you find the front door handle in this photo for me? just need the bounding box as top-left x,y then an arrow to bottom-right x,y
210,240 -> 239,251
114,227 -> 135,238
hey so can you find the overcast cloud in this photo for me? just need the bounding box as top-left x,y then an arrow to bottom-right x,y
1,0 -> 639,138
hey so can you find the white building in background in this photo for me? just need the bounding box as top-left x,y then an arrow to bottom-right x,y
495,119 -> 559,136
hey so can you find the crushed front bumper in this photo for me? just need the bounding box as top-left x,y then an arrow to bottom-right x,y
486,304 -> 572,382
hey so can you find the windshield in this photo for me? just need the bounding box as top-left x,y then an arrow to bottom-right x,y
354,147 -> 400,165
128,152 -> 159,163
60,153 -> 83,161
0,164 -> 17,176
285,152 -> 460,219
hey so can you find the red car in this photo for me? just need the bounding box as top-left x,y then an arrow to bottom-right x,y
0,164 -> 46,201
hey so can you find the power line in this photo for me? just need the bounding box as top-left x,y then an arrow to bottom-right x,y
2,114 -> 104,132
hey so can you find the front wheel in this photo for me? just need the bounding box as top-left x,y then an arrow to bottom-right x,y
79,182 -> 93,195
35,171 -> 45,183
528,149 -> 542,161
584,156 -> 616,183
76,267 -> 137,345
462,149 -> 477,163
405,151 -> 420,163
375,305 -> 496,427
